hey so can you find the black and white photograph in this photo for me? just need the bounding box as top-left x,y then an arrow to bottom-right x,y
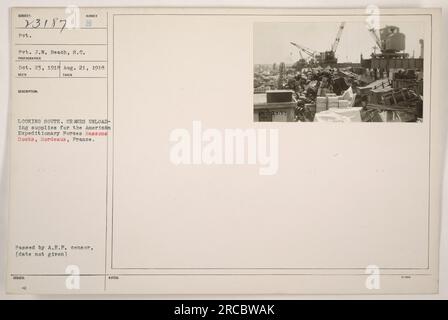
253,21 -> 425,122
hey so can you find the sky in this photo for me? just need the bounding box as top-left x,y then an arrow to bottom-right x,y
254,21 -> 425,65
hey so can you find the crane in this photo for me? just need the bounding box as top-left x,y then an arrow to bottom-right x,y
290,42 -> 317,59
367,27 -> 382,52
290,22 -> 346,67
366,25 -> 407,58
331,22 -> 346,53
290,42 -> 317,69
291,46 -> 309,70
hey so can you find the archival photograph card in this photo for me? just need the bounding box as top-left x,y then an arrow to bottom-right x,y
7,7 -> 443,294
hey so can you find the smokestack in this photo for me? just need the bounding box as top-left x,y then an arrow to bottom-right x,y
419,39 -> 424,59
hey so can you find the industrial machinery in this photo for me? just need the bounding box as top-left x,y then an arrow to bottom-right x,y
290,22 -> 346,67
317,22 -> 346,66
367,25 -> 408,58
294,50 -> 308,70
290,42 -> 316,69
